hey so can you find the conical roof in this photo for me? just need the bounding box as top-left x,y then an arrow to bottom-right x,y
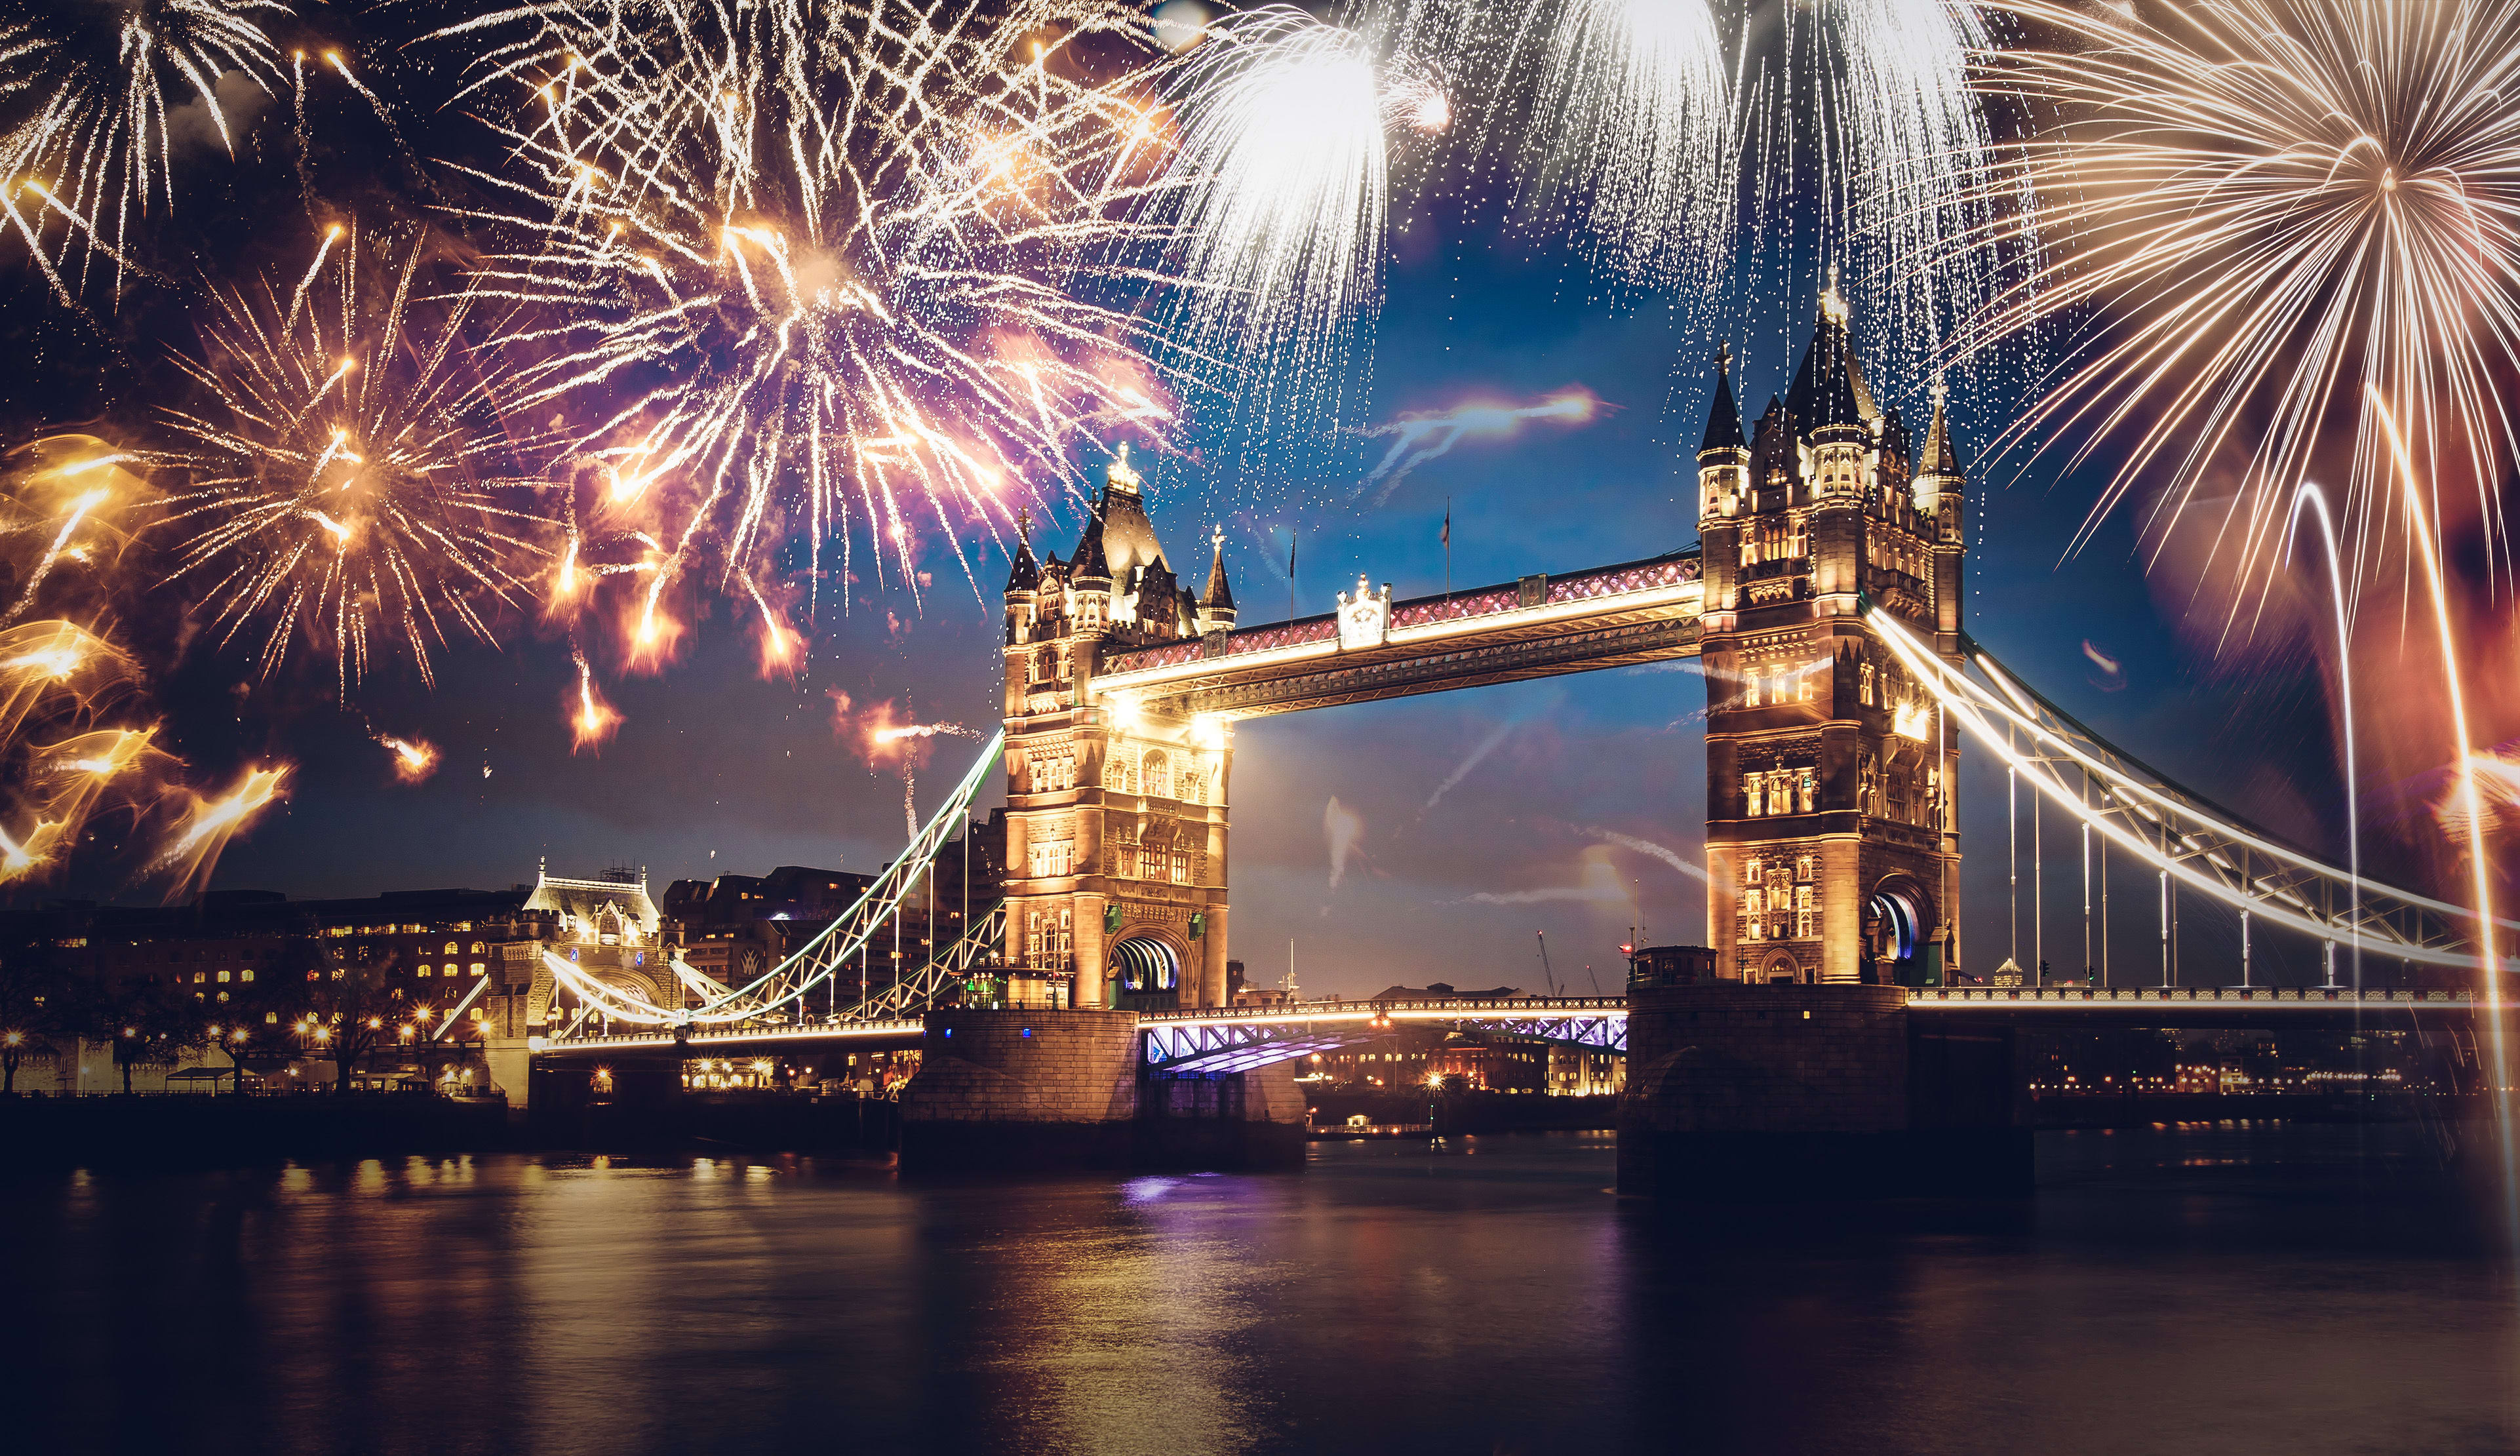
1073,509 -> 1110,581
1698,345 -> 1746,455
1005,536 -> 1040,593
1784,271 -> 1878,435
1918,382 -> 1966,477
1200,530 -> 1235,612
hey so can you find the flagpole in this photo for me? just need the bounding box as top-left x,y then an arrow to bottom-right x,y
1286,530 -> 1296,625
1442,497 -> 1451,602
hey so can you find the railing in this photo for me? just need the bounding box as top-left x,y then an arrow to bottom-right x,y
1908,987 -> 2474,1008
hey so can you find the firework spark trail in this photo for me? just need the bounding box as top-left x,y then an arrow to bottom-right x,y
1586,827 -> 1713,885
0,621 -> 138,745
1459,848 -> 1632,905
1952,0 -> 2520,620
151,222 -> 553,691
1323,793 -> 1365,895
1388,0 -> 1994,374
1423,717 -> 1524,813
1520,0 -> 1729,290
1152,6 -> 1440,440
1360,388 -> 1598,503
441,0 -> 1180,638
0,2 -> 292,300
150,762 -> 286,893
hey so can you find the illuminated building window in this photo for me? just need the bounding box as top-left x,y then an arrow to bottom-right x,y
1745,775 -> 1764,817
241,969 -> 254,983
217,970 -> 230,983
1170,851 -> 1189,884
1143,751 -> 1170,799
1860,660 -> 1876,706
1744,888 -> 1764,917
469,962 -> 486,975
1796,855 -> 1814,881
444,942 -> 458,955
1798,770 -> 1817,814
1744,858 -> 1763,885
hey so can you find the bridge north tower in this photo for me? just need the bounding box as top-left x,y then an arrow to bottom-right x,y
1697,278 -> 1969,985
1000,449 -> 1238,1010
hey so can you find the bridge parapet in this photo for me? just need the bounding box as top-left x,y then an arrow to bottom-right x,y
1906,987 -> 2474,1009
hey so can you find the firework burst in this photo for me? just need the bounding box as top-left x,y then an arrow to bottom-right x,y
1954,0 -> 2520,614
446,0 -> 1177,635
153,222 -> 552,691
0,0 -> 292,299
1147,7 -> 1443,437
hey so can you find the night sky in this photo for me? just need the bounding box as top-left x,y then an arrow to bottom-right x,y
0,1 -> 2398,1000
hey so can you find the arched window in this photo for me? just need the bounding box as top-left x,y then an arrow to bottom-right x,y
1745,774 -> 1764,817
1142,751 -> 1170,799
1032,648 -> 1057,683
444,942 -> 459,955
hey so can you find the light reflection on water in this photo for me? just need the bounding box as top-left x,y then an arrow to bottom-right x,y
2,1125 -> 2513,1455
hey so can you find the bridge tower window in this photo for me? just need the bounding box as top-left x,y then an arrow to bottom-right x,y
1143,751 -> 1170,800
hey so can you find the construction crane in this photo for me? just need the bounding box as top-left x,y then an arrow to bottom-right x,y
1536,931 -> 1558,996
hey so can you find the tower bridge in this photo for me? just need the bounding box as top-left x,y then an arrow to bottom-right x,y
527,281 -> 2510,1190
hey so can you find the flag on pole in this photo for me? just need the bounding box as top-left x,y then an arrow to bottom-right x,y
1440,502 -> 1450,548
1287,534 -> 1297,577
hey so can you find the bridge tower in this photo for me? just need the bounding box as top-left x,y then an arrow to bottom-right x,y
1697,277 -> 1968,985
1000,448 -> 1238,1010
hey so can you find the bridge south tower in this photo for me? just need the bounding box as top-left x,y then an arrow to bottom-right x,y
1697,279 -> 1969,985
1000,450 -> 1238,1011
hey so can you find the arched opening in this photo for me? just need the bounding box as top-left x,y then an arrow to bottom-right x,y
1111,934 -> 1182,1009
1863,880 -> 1940,987
1758,950 -> 1804,987
1141,750 -> 1170,799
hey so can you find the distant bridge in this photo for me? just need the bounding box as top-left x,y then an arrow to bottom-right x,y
529,985 -> 2481,1067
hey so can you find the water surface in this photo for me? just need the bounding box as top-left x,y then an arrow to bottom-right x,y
5,1125 -> 2512,1455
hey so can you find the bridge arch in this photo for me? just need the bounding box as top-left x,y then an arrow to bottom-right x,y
1111,931 -> 1185,997
1864,873 -> 1940,983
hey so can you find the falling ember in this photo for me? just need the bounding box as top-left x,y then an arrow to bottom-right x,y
377,734 -> 439,784
748,580 -> 800,679
569,649 -> 621,752
0,819 -> 62,885
151,765 -> 289,897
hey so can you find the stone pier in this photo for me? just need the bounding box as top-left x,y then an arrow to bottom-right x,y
1618,984 -> 2029,1200
899,1008 -> 1304,1172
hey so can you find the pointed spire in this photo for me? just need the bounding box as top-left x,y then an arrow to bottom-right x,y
1200,525 -> 1236,615
1698,342 -> 1746,456
1918,375 -> 1966,478
1005,506 -> 1040,593
1073,505 -> 1110,581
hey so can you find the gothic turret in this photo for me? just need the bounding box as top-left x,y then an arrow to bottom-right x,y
1913,378 -> 1966,530
1197,527 -> 1237,632
1697,345 -> 1748,526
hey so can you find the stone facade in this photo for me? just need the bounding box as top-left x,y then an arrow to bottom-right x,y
1000,449 -> 1237,1010
1695,277 -> 1968,986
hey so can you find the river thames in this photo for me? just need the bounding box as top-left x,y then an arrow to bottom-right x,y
4,1125 -> 2512,1455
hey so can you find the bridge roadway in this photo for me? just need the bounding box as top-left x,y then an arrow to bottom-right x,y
532,986 -> 2483,1067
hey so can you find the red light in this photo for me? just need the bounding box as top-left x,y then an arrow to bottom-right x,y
1619,943 -> 1634,954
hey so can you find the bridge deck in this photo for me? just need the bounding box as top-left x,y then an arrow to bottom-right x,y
1093,553 -> 1703,720
531,989 -> 2482,1060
